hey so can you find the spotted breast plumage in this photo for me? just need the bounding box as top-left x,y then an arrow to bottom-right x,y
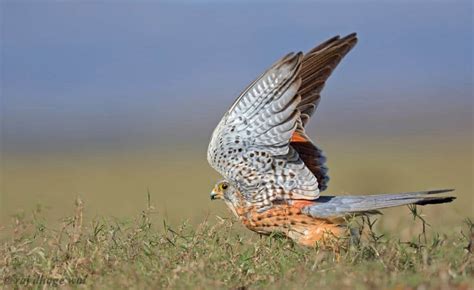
207,33 -> 455,246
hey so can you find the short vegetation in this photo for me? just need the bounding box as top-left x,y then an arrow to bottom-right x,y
1,197 -> 472,289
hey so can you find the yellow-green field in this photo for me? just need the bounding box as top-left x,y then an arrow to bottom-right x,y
2,135 -> 472,230
1,135 -> 473,288
1,193 -> 472,289
2,1 -> 472,288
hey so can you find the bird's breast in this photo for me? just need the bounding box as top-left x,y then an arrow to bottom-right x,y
230,202 -> 344,246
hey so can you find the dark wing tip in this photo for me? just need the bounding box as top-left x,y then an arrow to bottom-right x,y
278,51 -> 304,70
308,32 -> 358,53
344,32 -> 358,39
426,189 -> 455,195
416,196 -> 456,206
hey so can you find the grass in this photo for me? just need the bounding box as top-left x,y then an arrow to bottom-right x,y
1,197 -> 473,289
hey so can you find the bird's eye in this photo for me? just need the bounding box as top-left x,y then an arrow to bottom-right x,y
220,183 -> 228,190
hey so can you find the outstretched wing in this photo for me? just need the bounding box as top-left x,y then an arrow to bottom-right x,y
208,52 -> 321,207
207,34 -> 357,208
291,33 -> 358,191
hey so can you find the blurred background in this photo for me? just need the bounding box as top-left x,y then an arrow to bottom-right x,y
1,1 -> 472,235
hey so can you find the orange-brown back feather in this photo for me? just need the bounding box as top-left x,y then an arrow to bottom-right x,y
289,33 -> 358,191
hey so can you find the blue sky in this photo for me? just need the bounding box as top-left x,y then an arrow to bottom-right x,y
2,1 -> 472,154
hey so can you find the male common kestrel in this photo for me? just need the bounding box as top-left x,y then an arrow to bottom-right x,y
207,33 -> 455,246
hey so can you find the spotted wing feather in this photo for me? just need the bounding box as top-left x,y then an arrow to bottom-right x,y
207,33 -> 358,208
207,53 -> 320,208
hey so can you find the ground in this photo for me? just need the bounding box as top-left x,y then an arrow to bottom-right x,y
1,198 -> 472,289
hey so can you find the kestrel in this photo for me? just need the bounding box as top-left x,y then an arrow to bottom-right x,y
207,33 -> 455,246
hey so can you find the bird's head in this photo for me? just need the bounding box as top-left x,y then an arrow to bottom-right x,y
210,180 -> 238,202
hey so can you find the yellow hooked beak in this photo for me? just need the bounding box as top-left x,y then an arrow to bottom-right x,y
210,187 -> 224,200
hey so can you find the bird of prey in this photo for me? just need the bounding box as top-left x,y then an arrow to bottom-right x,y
207,33 -> 455,246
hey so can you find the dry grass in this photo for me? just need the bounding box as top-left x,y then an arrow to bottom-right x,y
1,197 -> 472,289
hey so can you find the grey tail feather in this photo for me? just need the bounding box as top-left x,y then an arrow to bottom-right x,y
301,189 -> 455,218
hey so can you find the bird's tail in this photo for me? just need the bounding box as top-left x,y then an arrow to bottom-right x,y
301,189 -> 455,218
